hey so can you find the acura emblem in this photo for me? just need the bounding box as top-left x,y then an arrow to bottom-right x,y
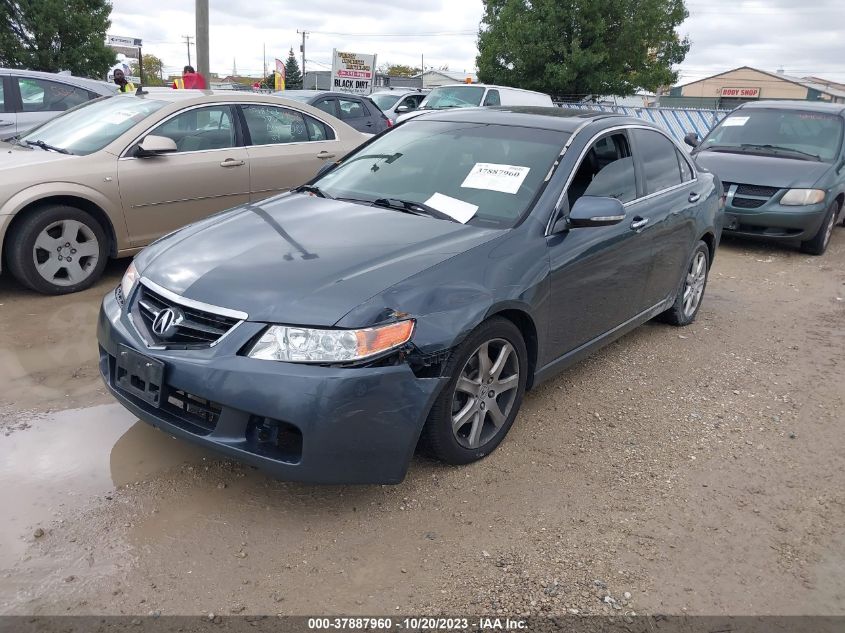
151,307 -> 183,338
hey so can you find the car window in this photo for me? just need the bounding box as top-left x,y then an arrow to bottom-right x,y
419,85 -> 486,109
483,90 -> 501,106
568,132 -> 637,207
242,104 -> 310,145
304,114 -> 336,141
313,98 -> 337,117
153,105 -> 235,152
676,148 -> 694,182
632,128 -> 683,194
17,77 -> 92,113
315,119 -> 570,229
338,98 -> 368,120
370,93 -> 401,110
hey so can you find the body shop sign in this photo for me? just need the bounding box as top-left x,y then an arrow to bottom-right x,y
719,87 -> 760,98
331,49 -> 377,94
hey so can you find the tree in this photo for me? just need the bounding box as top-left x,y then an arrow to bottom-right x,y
284,48 -> 302,89
377,63 -> 420,78
476,0 -> 690,100
129,53 -> 166,86
0,0 -> 115,78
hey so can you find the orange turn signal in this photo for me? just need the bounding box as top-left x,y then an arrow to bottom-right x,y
355,320 -> 415,358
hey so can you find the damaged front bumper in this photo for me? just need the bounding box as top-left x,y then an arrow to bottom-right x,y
97,289 -> 447,484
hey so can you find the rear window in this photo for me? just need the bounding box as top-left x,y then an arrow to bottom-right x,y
700,108 -> 844,162
371,93 -> 401,110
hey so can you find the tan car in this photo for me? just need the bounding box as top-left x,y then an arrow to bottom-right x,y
0,89 -> 367,294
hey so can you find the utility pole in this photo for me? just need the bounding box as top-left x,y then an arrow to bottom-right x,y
182,35 -> 194,67
297,30 -> 309,84
196,0 -> 210,80
263,43 -> 267,79
421,53 -> 424,88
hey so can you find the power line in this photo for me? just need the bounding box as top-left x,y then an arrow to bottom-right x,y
308,30 -> 476,37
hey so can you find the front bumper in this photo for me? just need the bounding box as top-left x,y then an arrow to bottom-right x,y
97,289 -> 446,484
723,201 -> 828,242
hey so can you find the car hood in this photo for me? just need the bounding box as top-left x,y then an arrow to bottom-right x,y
0,143 -> 77,172
138,194 -> 501,326
693,149 -> 831,189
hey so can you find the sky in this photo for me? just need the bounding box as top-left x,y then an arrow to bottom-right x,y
109,0 -> 845,84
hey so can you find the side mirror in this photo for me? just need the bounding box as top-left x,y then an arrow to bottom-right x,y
395,104 -> 411,113
135,135 -> 177,157
683,132 -> 700,148
568,196 -> 626,228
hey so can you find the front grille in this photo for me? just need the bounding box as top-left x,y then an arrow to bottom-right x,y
164,389 -> 222,433
132,284 -> 240,348
735,184 -> 779,197
732,197 -> 766,209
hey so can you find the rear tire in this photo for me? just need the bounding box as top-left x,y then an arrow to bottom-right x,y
659,241 -> 710,327
422,317 -> 528,465
6,205 -> 108,295
800,200 -> 838,256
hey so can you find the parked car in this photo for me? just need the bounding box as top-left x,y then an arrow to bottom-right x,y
0,90 -> 366,294
370,88 -> 429,122
277,90 -> 391,134
395,84 -> 553,124
99,107 -> 723,484
685,101 -> 845,255
0,68 -> 117,138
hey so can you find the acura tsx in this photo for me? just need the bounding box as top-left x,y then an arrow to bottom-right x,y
98,107 -> 723,484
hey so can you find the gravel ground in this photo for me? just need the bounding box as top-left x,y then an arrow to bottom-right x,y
0,233 -> 843,617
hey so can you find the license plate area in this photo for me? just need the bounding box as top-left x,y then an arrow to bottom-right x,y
115,344 -> 165,407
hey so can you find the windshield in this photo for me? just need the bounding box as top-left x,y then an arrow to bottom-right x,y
419,86 -> 486,110
699,108 -> 843,162
313,120 -> 569,228
21,96 -> 167,156
371,94 -> 402,110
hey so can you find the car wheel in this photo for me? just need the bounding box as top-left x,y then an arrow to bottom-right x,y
6,205 -> 108,295
659,240 -> 710,327
800,200 -> 838,256
423,317 -> 528,465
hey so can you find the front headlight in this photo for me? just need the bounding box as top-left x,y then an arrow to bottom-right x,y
247,320 -> 415,363
780,189 -> 825,206
120,261 -> 139,300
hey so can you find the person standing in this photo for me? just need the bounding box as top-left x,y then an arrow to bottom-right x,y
172,66 -> 207,89
113,69 -> 136,93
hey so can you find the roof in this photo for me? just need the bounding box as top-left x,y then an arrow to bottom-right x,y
118,88 -> 331,108
674,66 -> 845,100
738,100 -> 845,115
0,67 -> 117,95
415,69 -> 478,82
410,106 -> 626,133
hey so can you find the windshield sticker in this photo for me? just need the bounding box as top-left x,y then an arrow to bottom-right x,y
461,163 -> 531,194
722,116 -> 749,127
104,111 -> 137,125
425,192 -> 479,224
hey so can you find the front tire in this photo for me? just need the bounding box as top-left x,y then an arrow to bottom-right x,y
423,317 -> 528,465
800,200 -> 838,256
6,205 -> 108,295
660,241 -> 710,327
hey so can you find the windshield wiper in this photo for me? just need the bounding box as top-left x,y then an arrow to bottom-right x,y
295,184 -> 333,199
372,198 -> 459,223
738,144 -> 821,161
26,139 -> 71,154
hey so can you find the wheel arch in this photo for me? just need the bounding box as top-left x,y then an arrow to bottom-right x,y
485,306 -> 540,391
699,230 -> 716,268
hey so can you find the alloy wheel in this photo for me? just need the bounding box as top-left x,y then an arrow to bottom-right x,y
682,251 -> 707,318
32,220 -> 100,287
822,207 -> 836,249
451,338 -> 520,449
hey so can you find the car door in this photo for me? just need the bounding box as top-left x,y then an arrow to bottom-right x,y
239,103 -> 339,201
627,128 -> 700,307
11,76 -> 95,136
544,128 -> 654,362
337,96 -> 379,133
117,104 -> 250,246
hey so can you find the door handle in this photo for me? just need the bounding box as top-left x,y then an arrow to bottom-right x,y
220,159 -> 245,167
365,121 -> 374,127
316,152 -> 336,160
688,191 -> 701,203
630,217 -> 649,231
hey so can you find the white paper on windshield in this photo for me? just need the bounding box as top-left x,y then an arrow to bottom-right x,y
722,116 -> 749,127
461,163 -> 531,194
425,192 -> 479,224
104,111 -> 136,125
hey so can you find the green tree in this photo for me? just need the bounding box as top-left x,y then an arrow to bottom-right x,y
284,48 -> 302,89
476,0 -> 690,100
377,63 -> 420,78
0,0 -> 115,78
129,53 -> 166,86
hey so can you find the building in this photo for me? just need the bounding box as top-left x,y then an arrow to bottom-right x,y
416,69 -> 478,88
662,66 -> 845,109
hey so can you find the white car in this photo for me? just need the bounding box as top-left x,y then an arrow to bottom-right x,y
370,89 -> 429,122
395,84 -> 553,124
0,68 -> 118,138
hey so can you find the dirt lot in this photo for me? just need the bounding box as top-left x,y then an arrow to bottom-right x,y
1,232 -> 844,618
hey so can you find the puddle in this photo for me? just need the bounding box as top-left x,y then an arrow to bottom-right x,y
0,404 -> 211,570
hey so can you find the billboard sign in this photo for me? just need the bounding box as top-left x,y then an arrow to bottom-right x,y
107,34 -> 142,48
331,49 -> 376,95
